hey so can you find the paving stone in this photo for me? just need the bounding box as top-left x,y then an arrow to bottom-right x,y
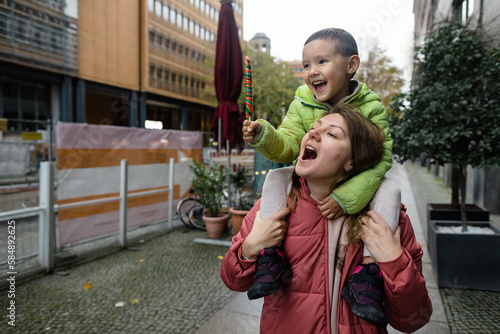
0,228 -> 236,334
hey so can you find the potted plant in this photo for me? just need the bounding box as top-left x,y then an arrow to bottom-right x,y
389,21 -> 500,291
189,160 -> 229,238
228,166 -> 255,235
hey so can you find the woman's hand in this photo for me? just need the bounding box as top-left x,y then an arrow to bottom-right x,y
242,207 -> 291,260
361,210 -> 402,262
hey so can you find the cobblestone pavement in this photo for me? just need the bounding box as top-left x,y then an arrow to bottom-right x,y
0,228 -> 236,334
404,162 -> 500,334
440,288 -> 500,333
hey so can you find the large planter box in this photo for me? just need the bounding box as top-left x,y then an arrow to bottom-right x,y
427,203 -> 489,222
428,220 -> 500,291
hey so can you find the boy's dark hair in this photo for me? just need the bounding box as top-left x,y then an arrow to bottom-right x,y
304,28 -> 359,58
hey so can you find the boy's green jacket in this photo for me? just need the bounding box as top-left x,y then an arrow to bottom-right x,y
250,82 -> 393,215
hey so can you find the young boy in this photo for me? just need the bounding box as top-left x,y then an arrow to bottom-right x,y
242,28 -> 399,328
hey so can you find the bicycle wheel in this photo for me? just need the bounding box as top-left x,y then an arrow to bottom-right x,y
177,197 -> 201,228
188,204 -> 206,230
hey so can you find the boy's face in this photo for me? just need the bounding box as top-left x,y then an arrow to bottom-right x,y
302,39 -> 357,105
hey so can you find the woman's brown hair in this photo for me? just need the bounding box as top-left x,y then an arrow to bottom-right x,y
288,104 -> 385,246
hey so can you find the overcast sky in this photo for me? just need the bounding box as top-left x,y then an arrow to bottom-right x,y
243,0 -> 415,83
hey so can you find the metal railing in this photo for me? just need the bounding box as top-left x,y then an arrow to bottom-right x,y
0,158 -> 175,272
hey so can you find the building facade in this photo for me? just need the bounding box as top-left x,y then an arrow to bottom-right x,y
0,0 -> 244,163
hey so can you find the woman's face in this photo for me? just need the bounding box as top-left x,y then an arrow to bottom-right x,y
295,113 -> 353,185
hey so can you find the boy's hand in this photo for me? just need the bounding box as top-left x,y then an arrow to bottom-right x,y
318,196 -> 343,219
242,120 -> 262,143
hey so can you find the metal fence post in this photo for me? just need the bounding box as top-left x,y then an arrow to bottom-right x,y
39,161 -> 55,272
119,160 -> 128,248
168,157 -> 174,230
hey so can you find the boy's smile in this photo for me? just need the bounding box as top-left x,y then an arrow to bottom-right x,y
302,39 -> 357,105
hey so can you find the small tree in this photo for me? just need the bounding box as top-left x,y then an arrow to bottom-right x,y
189,160 -> 228,217
355,43 -> 405,115
389,21 -> 500,231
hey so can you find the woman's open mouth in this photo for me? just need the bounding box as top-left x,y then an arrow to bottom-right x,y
302,145 -> 317,160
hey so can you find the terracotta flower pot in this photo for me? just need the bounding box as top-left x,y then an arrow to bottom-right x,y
229,207 -> 249,236
202,214 -> 228,238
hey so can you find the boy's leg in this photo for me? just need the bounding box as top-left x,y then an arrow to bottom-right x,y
364,177 -> 401,257
259,166 -> 294,218
342,178 -> 401,328
247,167 -> 294,300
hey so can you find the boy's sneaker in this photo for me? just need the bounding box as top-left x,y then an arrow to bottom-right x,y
341,262 -> 387,328
247,246 -> 292,300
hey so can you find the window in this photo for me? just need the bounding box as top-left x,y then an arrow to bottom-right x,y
172,72 -> 177,84
177,12 -> 183,28
149,30 -> 155,43
155,0 -> 162,16
157,67 -> 162,80
163,4 -> 169,21
461,0 -> 474,23
172,41 -> 177,51
170,8 -> 176,24
156,34 -> 162,46
178,44 -> 183,55
195,23 -> 200,38
183,16 -> 188,31
148,0 -> 154,12
149,65 -> 155,78
165,37 -> 170,49
164,69 -> 170,81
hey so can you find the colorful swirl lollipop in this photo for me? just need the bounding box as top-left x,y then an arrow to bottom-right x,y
244,56 -> 253,119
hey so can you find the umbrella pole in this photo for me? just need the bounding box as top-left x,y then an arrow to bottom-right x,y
218,118 -> 222,154
226,139 -> 232,233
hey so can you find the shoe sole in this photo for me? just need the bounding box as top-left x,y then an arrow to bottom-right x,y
341,285 -> 387,328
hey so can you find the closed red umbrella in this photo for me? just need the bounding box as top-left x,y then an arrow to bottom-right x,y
211,0 -> 244,152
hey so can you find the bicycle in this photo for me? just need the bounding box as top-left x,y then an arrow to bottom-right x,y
176,192 -> 206,230
176,187 -> 240,231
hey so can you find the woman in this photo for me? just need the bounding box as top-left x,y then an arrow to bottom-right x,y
220,106 -> 432,333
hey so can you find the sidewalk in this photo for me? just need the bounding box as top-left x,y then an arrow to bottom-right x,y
195,162 -> 449,334
2,162 -> 499,333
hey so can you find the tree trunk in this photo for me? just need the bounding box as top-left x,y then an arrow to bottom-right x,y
451,167 -> 460,207
459,165 -> 468,232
